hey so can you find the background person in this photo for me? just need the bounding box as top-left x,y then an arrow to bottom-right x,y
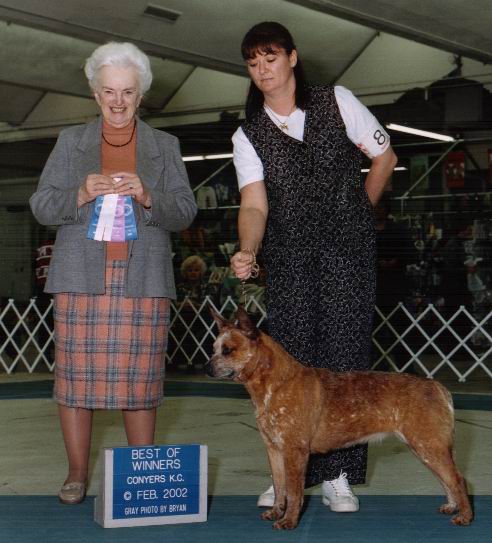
230,22 -> 397,513
176,255 -> 209,305
29,42 -> 196,505
175,255 -> 210,374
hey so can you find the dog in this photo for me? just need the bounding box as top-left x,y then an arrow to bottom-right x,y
206,307 -> 473,530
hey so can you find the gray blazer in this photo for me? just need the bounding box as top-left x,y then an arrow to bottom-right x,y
29,117 -> 197,298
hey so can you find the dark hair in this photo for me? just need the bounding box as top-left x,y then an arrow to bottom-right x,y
241,21 -> 309,120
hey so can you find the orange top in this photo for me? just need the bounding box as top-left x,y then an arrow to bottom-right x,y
101,119 -> 137,261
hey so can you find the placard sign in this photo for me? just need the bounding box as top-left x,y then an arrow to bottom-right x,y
94,444 -> 207,528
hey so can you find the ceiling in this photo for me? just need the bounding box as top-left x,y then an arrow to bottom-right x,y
0,0 -> 491,175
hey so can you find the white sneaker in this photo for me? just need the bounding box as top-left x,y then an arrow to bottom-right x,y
257,484 -> 275,507
321,472 -> 359,512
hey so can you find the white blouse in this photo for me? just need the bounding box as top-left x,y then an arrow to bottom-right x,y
232,86 -> 390,190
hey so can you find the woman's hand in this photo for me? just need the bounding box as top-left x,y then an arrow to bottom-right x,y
231,181 -> 268,280
231,250 -> 257,280
364,147 -> 398,206
111,171 -> 152,208
78,174 -> 115,207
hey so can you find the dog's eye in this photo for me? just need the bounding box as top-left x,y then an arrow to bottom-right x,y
222,346 -> 234,356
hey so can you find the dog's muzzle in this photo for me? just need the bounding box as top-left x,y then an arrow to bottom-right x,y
205,358 -> 236,380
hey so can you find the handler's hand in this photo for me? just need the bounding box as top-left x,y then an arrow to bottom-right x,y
78,174 -> 115,207
231,250 -> 255,280
111,171 -> 152,208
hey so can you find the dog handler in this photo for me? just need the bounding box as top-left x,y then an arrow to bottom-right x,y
30,42 -> 196,505
230,22 -> 397,512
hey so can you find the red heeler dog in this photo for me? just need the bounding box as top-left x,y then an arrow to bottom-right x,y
206,307 -> 473,530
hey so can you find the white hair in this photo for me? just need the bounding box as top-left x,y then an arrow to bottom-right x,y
181,255 -> 207,276
84,42 -> 153,94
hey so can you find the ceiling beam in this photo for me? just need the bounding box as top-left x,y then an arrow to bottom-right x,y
331,31 -> 378,84
14,90 -> 47,127
0,78 -> 90,100
0,5 -> 247,76
285,0 -> 492,64
155,67 -> 198,112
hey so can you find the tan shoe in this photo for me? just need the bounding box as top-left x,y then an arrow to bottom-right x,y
58,481 -> 87,505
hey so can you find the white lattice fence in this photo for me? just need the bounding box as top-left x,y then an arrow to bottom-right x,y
0,297 -> 55,374
167,296 -> 267,370
372,302 -> 492,381
1,296 -> 490,382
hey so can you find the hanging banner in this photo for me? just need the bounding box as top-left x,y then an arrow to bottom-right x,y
35,240 -> 54,287
444,151 -> 465,188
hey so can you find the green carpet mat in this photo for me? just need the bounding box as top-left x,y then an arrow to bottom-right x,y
1,379 -> 491,411
0,496 -> 489,542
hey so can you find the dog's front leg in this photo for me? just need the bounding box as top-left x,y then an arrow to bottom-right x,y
261,446 -> 286,522
272,447 -> 308,530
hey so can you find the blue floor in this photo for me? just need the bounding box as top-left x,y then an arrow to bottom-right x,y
2,378 -> 490,541
0,495 -> 489,543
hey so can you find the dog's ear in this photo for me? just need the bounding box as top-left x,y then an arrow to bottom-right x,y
235,305 -> 259,340
210,307 -> 228,330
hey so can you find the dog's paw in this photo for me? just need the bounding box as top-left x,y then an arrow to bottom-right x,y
261,509 -> 275,521
439,503 -> 457,515
451,513 -> 473,526
273,517 -> 298,530
261,507 -> 282,521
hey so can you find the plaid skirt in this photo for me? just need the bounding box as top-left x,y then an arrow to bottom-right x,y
53,260 -> 170,410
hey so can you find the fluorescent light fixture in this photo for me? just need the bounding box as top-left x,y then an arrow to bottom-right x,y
182,153 -> 233,162
182,155 -> 205,162
205,153 -> 233,160
386,123 -> 455,142
361,166 -> 407,173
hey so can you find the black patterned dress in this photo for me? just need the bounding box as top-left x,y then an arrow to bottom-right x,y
241,85 -> 376,486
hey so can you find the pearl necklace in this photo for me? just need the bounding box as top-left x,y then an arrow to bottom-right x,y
264,104 -> 297,131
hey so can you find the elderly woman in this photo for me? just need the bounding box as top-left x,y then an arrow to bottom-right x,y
178,255 -> 208,299
29,42 -> 197,505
